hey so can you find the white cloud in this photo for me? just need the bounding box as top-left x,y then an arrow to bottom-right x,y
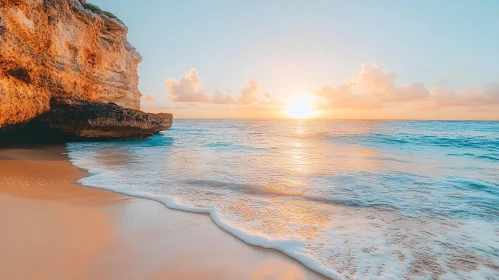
165,70 -> 268,106
353,63 -> 430,102
319,64 -> 432,109
432,83 -> 499,107
238,79 -> 260,105
165,69 -> 209,103
212,91 -> 236,104
163,64 -> 499,113
318,84 -> 382,109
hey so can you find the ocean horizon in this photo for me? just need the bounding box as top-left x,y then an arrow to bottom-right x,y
173,118 -> 499,122
67,119 -> 499,279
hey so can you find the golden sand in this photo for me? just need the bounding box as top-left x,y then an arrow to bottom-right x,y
0,146 -> 326,280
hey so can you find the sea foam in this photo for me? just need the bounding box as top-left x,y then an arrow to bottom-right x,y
68,120 -> 499,279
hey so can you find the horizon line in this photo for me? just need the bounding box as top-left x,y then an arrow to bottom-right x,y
169,117 -> 499,122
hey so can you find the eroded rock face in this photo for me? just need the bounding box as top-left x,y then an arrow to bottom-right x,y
45,99 -> 173,139
0,0 -> 142,127
1,98 -> 173,143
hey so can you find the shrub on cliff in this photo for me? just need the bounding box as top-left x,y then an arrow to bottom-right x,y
82,3 -> 102,13
103,11 -> 119,20
82,3 -> 120,21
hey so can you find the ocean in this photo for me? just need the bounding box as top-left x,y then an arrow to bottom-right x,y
67,120 -> 499,279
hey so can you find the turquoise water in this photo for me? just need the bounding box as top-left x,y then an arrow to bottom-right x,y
68,120 -> 499,279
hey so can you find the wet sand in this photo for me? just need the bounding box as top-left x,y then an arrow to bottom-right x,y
0,146 -> 326,280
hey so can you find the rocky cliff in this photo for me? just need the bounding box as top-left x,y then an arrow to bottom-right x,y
0,0 -> 172,141
0,0 -> 143,126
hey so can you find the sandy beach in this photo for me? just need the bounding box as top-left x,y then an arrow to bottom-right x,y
0,146 -> 326,280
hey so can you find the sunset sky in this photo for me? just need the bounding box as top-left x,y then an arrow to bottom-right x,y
92,0 -> 499,120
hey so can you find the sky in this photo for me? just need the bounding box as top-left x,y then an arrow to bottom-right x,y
91,0 -> 499,120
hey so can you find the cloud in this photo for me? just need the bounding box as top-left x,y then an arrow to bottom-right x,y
353,63 -> 397,98
212,91 -> 235,104
319,64 -> 435,109
354,64 -> 430,102
432,83 -> 499,107
318,63 -> 499,111
238,79 -> 260,105
165,69 -> 209,102
394,83 -> 430,102
164,64 -> 498,114
165,70 -> 267,106
318,84 -> 382,109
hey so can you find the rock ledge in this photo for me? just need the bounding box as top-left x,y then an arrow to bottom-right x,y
1,99 -> 172,144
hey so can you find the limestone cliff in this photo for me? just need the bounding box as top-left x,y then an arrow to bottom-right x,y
0,0 -> 142,128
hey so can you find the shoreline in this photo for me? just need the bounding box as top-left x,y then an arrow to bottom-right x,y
0,145 -> 327,280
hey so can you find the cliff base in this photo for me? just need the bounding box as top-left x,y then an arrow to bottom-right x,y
0,99 -> 172,144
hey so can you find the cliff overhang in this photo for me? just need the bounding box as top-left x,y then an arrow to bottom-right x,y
0,0 -> 171,142
1,98 -> 173,144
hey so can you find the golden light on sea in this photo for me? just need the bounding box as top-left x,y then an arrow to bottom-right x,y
286,96 -> 316,119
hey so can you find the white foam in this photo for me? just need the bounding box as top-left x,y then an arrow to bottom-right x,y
66,120 -> 499,280
68,147 -> 341,279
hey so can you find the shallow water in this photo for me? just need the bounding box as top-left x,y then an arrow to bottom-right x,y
68,120 -> 499,279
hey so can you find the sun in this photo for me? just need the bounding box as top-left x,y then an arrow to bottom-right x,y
286,96 -> 316,119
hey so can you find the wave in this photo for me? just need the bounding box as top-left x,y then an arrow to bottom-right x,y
182,179 -> 405,212
447,153 -> 499,162
67,153 -> 338,279
65,120 -> 499,279
329,133 -> 499,153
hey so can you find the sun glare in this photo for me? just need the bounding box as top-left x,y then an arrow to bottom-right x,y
286,96 -> 316,119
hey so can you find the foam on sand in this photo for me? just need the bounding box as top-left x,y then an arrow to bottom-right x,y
67,120 -> 499,279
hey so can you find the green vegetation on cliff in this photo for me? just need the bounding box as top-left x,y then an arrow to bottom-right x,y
82,3 -> 119,22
